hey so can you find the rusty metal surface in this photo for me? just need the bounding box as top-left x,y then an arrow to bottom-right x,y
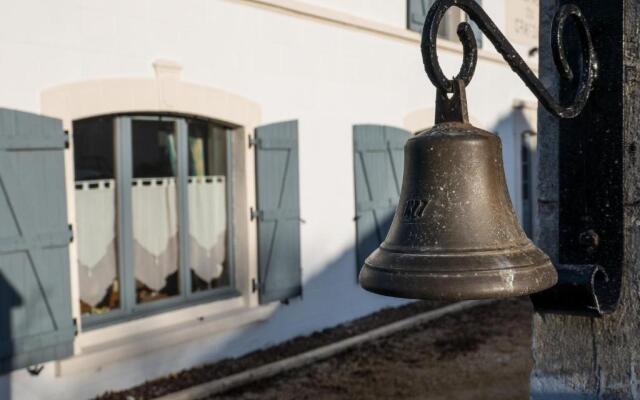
363,0 -> 616,313
531,0 -> 623,316
359,80 -> 557,300
531,264 -> 609,314
360,0 -> 615,307
532,1 -> 640,395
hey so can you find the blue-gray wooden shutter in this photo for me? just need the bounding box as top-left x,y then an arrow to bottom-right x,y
254,120 -> 301,304
466,0 -> 483,48
408,0 -> 483,48
353,125 -> 410,272
408,0 -> 436,32
0,109 -> 74,373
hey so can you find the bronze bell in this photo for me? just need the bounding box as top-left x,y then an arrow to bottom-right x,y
359,80 -> 557,300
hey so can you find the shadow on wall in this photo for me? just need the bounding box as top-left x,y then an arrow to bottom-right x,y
186,211 -> 405,366
0,273 -> 22,400
209,108 -> 538,370
55,215 -> 408,400
489,107 -> 537,229
179,111 -> 538,394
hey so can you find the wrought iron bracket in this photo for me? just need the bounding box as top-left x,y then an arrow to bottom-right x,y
531,264 -> 612,315
421,0 -> 597,118
422,1 -> 621,315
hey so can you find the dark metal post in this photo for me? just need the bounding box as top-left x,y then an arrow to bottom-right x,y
531,0 -> 640,396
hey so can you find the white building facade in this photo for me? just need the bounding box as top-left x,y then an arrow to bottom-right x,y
0,1 -> 540,398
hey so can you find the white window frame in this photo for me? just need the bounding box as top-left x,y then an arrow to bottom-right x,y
40,65 -> 269,375
74,113 -> 239,328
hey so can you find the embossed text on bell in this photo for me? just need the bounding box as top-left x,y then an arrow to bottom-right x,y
359,81 -> 557,300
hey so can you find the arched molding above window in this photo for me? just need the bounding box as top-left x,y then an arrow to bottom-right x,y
403,107 -> 485,133
41,63 -> 262,131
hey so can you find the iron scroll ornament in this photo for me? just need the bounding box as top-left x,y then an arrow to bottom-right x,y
421,0 -> 597,119
421,1 -> 617,316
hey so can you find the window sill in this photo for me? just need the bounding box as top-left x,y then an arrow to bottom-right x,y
56,299 -> 278,376
81,288 -> 241,330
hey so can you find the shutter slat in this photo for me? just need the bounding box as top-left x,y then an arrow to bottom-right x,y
0,108 -> 74,373
353,125 -> 411,273
255,120 -> 302,304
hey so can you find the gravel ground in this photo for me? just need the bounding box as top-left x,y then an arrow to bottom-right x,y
211,298 -> 533,400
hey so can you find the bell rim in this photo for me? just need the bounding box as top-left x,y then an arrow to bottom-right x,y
379,240 -> 538,256
365,241 -> 553,273
359,258 -> 558,300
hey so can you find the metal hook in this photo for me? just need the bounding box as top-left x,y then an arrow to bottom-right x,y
421,0 -> 597,119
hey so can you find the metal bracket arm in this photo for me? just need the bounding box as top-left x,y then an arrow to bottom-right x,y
421,0 -> 597,118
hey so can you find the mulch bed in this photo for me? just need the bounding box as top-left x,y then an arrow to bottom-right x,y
95,299 -> 446,400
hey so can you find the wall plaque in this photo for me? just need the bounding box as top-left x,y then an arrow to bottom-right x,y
506,0 -> 539,47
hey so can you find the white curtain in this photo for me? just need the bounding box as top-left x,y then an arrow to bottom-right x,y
132,177 -> 179,291
188,176 -> 226,282
77,175 -> 227,299
76,179 -> 117,307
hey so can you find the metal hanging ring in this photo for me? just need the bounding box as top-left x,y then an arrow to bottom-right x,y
421,0 -> 597,119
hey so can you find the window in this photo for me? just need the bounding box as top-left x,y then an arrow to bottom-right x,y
407,0 -> 483,47
74,114 -> 235,325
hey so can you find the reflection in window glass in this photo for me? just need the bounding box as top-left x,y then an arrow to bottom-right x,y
73,117 -> 120,315
187,120 -> 230,292
131,119 -> 180,303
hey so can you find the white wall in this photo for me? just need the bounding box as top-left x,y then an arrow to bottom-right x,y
0,0 -> 537,398
296,0 -> 407,28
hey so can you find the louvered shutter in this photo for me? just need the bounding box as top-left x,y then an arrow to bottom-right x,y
254,121 -> 301,304
353,125 -> 410,273
0,109 -> 74,373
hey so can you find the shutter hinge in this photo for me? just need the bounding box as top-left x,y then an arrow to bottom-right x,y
252,278 -> 259,293
68,224 -> 74,243
250,207 -> 262,221
248,135 -> 258,148
73,317 -> 79,336
64,130 -> 70,149
27,364 -> 45,376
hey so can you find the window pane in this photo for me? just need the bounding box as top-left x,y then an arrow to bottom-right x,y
131,119 -> 180,304
187,120 -> 231,293
73,117 -> 120,315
